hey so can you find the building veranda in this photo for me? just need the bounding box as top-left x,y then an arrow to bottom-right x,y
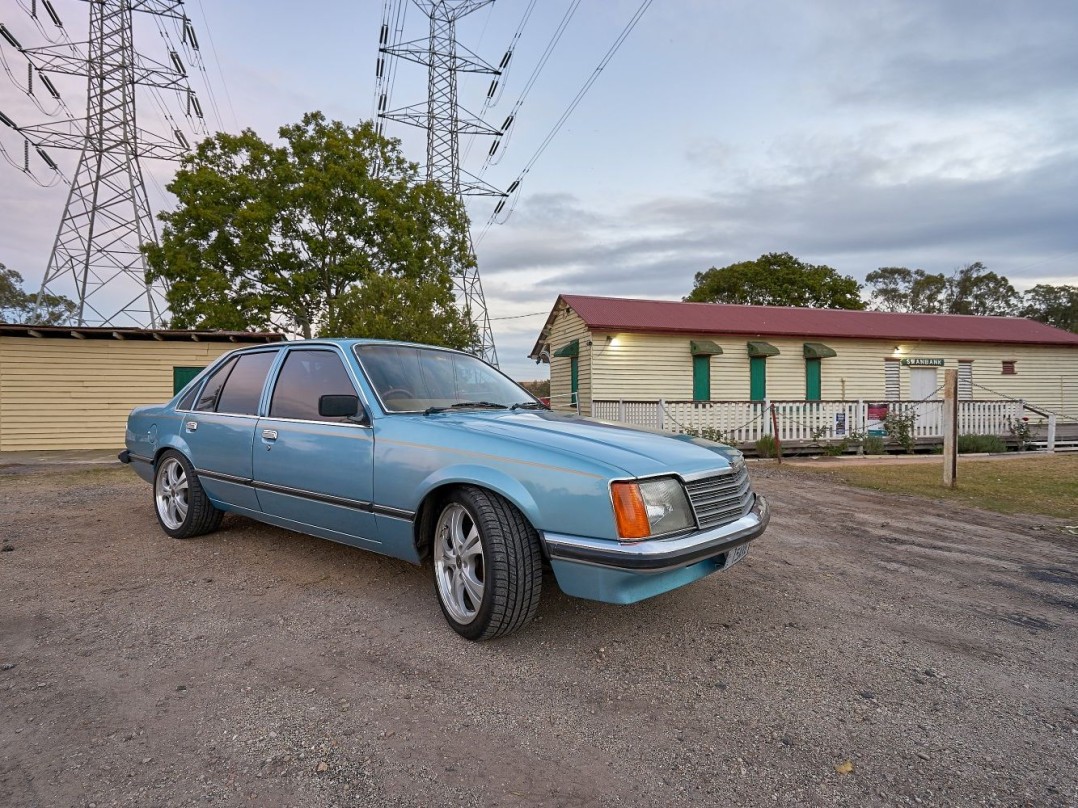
530,295 -> 1078,451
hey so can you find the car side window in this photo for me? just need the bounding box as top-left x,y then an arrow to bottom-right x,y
269,350 -> 358,422
214,352 -> 277,416
194,358 -> 237,412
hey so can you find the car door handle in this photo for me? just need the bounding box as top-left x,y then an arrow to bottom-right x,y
261,429 -> 278,441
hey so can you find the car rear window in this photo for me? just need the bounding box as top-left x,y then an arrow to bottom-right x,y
214,352 -> 276,416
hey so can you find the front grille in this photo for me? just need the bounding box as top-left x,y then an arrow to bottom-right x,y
685,466 -> 753,529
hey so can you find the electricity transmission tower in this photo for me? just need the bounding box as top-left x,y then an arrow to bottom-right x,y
1,0 -> 207,327
379,0 -> 503,365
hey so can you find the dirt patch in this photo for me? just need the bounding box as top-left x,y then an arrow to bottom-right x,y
1,464 -> 1076,806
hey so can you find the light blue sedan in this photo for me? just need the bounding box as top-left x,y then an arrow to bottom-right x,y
120,340 -> 769,640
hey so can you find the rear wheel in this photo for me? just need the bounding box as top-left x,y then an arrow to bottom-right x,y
432,487 -> 542,641
153,450 -> 223,539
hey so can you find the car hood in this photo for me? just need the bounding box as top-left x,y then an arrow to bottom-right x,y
420,409 -> 742,479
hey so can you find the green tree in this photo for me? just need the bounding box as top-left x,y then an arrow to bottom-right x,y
864,267 -> 948,313
1020,284 -> 1078,332
0,263 -> 76,325
685,252 -> 865,309
866,262 -> 1019,316
144,112 -> 474,346
947,262 -> 1019,316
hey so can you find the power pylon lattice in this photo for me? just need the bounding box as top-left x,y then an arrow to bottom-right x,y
3,0 -> 209,328
380,0 -> 503,366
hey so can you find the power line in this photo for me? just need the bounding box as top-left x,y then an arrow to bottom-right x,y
477,0 -> 654,244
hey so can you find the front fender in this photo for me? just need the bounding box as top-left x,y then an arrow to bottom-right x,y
413,463 -> 543,529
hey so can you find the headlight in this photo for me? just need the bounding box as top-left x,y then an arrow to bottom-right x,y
611,477 -> 696,540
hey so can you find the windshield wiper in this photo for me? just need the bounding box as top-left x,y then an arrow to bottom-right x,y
510,401 -> 547,410
424,401 -> 508,415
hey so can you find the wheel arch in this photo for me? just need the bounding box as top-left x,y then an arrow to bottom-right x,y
411,465 -> 545,562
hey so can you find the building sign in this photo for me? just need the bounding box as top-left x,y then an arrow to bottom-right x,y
901,358 -> 944,366
866,402 -> 889,436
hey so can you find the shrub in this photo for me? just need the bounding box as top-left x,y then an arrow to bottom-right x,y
755,434 -> 778,458
957,434 -> 1007,454
863,435 -> 886,455
883,409 -> 918,454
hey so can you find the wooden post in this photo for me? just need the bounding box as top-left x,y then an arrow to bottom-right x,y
942,369 -> 958,489
770,403 -> 783,464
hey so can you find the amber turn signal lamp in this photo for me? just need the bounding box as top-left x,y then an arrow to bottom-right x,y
611,482 -> 651,540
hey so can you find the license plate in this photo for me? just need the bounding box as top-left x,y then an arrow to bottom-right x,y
723,543 -> 749,570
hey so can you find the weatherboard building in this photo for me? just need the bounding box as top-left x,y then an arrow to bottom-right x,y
529,295 -> 1078,445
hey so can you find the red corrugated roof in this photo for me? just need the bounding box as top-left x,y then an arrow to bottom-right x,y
549,294 -> 1078,347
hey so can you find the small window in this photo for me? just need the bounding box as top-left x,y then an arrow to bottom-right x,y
173,366 -> 205,395
270,350 -> 358,421
958,360 -> 973,399
884,359 -> 900,399
195,357 -> 237,412
215,352 -> 277,415
1001,360 -> 1016,376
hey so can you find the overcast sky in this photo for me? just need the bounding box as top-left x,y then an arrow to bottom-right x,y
2,0 -> 1076,379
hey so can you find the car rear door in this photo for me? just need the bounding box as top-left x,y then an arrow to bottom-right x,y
180,349 -> 279,511
252,346 -> 379,548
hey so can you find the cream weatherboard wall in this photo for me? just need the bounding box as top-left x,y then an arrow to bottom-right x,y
546,306 -> 592,414
0,337 -> 242,451
546,310 -> 1078,417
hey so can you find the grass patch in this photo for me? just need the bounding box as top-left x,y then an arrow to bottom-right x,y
790,454 -> 1078,520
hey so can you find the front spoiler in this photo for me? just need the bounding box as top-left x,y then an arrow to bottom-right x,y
543,494 -> 769,573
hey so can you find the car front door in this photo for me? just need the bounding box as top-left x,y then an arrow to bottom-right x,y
253,347 -> 379,548
180,349 -> 279,511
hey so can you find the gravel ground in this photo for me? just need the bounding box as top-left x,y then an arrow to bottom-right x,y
1,461 -> 1076,807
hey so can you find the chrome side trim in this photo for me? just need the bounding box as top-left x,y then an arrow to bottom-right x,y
195,468 -> 251,485
372,504 -> 415,521
191,467 -> 416,521
544,495 -> 769,573
254,480 -> 373,512
126,451 -> 153,465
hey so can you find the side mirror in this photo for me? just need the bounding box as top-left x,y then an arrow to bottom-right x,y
319,394 -> 362,420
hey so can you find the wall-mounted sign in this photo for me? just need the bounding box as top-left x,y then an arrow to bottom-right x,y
901,358 -> 944,366
866,402 -> 889,436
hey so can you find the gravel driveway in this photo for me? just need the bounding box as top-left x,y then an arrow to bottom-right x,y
1,461 -> 1075,807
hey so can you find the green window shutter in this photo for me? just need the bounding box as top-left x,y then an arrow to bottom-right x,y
805,358 -> 822,401
692,355 -> 711,401
173,366 -> 205,395
570,356 -> 579,406
750,356 -> 767,401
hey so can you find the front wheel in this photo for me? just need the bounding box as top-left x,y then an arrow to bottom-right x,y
153,450 -> 223,539
433,487 -> 542,641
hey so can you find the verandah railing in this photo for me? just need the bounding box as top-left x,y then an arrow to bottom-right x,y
588,399 -> 1027,444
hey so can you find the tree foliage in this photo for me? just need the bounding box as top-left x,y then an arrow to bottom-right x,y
1020,284 -> 1078,332
145,112 -> 476,348
865,262 -> 1018,316
685,252 -> 865,309
0,263 -> 76,325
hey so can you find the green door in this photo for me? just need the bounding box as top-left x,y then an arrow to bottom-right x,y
749,356 -> 766,401
805,359 -> 821,401
692,355 -> 711,401
173,366 -> 205,395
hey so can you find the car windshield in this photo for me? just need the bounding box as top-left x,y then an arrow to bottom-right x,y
353,344 -> 538,413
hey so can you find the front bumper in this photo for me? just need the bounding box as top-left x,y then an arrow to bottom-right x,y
542,495 -> 769,604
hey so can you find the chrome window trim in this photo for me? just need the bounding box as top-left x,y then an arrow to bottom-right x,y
266,345 -> 373,424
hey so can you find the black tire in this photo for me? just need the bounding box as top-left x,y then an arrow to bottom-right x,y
432,486 -> 542,641
153,450 -> 223,539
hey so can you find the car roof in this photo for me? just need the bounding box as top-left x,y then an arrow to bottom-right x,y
228,338 -> 468,353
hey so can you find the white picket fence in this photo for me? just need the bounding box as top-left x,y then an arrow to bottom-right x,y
589,398 -> 1028,445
